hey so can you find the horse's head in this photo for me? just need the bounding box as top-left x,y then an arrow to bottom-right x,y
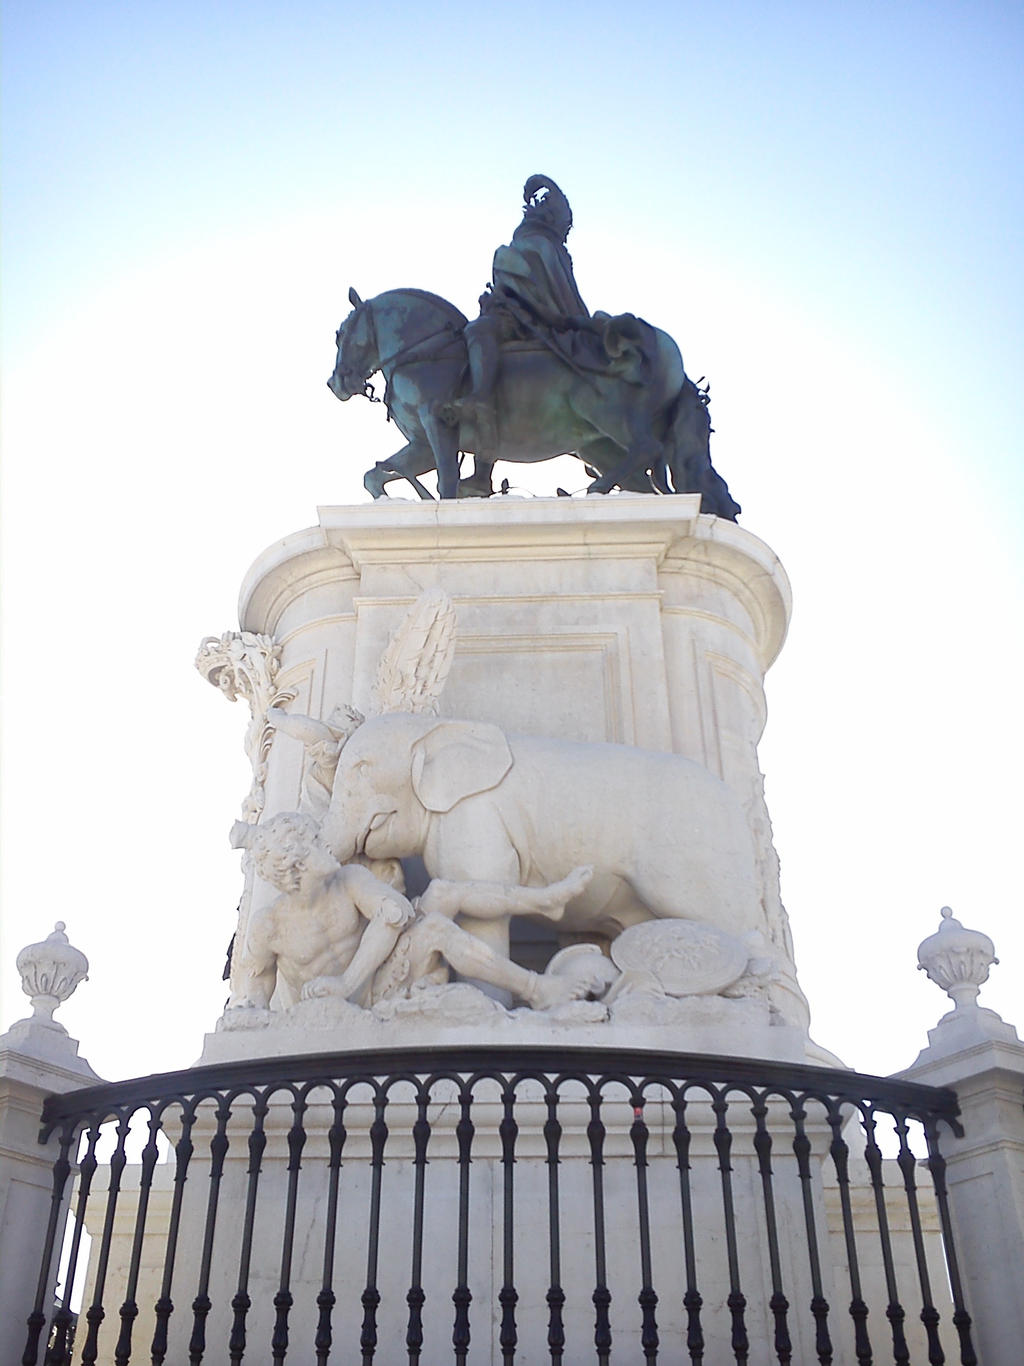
327,288 -> 378,401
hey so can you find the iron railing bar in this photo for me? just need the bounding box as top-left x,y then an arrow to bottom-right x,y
451,1082 -> 474,1366
405,1085 -> 431,1365
712,1093 -> 749,1365
544,1086 -> 566,1363
79,1112 -> 133,1366
150,1104 -> 196,1366
750,1099 -> 792,1365
228,1094 -> 269,1365
315,1092 -> 348,1366
21,1122 -> 79,1366
790,1099 -> 833,1365
270,1091 -> 308,1365
187,1097 -> 232,1365
114,1109 -> 163,1365
630,1097 -> 659,1363
50,1123 -> 100,1363
498,1084 -> 519,1365
922,1118 -> 977,1366
587,1090 -> 612,1366
670,1093 -> 705,1365
359,1089 -> 388,1366
862,1108 -> 911,1365
894,1115 -> 946,1364
825,1104 -> 873,1365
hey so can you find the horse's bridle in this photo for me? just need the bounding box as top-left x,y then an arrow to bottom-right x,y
336,301 -> 462,405
335,304 -> 382,402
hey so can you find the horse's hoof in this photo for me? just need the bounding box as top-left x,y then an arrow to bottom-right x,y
364,470 -> 387,498
457,477 -> 494,499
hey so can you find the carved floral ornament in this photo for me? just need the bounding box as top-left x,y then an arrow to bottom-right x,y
196,629 -> 296,823
195,630 -> 284,711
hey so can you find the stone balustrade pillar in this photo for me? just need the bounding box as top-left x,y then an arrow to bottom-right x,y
0,925 -> 100,1366
902,908 -> 1024,1366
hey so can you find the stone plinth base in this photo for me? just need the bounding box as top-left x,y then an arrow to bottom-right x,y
199,989 -> 839,1068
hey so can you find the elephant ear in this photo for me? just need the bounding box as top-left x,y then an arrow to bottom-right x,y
410,720 -> 513,813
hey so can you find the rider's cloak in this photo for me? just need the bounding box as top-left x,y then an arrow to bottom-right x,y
490,221 -> 589,328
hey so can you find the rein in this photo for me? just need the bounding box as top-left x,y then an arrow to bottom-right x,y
342,302 -> 461,405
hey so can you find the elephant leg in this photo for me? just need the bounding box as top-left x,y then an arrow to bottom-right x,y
364,442 -> 437,500
424,820 -> 522,963
417,865 -> 592,924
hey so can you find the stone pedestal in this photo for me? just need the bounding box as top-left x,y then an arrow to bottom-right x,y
241,497 -> 789,804
215,496 -> 813,1061
903,1012 -> 1024,1366
0,1020 -> 101,1366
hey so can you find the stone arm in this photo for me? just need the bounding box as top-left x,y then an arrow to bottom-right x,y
301,867 -> 416,1006
228,906 -> 278,1010
266,706 -> 342,748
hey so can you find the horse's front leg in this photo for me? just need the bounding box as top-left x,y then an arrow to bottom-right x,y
364,442 -> 436,500
421,409 -> 461,499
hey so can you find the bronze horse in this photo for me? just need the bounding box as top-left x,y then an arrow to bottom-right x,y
329,287 -> 739,516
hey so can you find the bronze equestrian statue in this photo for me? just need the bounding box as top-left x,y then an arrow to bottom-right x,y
328,175 -> 739,517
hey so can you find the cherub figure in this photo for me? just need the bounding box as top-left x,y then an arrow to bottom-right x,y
230,811 -> 598,1013
266,703 -> 365,819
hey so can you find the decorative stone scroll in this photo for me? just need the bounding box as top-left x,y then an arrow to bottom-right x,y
195,630 -> 297,822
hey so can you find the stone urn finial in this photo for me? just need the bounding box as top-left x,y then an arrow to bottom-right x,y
14,922 -> 90,1032
917,906 -> 999,1015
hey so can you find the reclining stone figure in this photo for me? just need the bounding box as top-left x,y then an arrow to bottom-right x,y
228,811 -> 600,1014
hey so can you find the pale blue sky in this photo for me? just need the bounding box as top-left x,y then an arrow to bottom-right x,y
2,1 -> 1021,1077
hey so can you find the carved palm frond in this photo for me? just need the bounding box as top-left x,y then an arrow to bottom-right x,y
372,589 -> 457,715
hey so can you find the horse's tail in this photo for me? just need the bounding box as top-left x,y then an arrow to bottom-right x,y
663,378 -> 741,520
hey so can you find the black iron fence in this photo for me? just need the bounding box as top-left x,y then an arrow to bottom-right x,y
22,1046 -> 976,1365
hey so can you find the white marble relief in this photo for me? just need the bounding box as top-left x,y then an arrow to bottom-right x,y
222,590 -> 795,1038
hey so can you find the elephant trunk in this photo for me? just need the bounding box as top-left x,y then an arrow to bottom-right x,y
319,808 -> 357,864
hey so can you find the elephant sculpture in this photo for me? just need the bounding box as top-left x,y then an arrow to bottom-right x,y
319,712 -> 766,957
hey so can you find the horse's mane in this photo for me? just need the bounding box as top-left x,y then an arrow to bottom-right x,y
375,288 -> 469,331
